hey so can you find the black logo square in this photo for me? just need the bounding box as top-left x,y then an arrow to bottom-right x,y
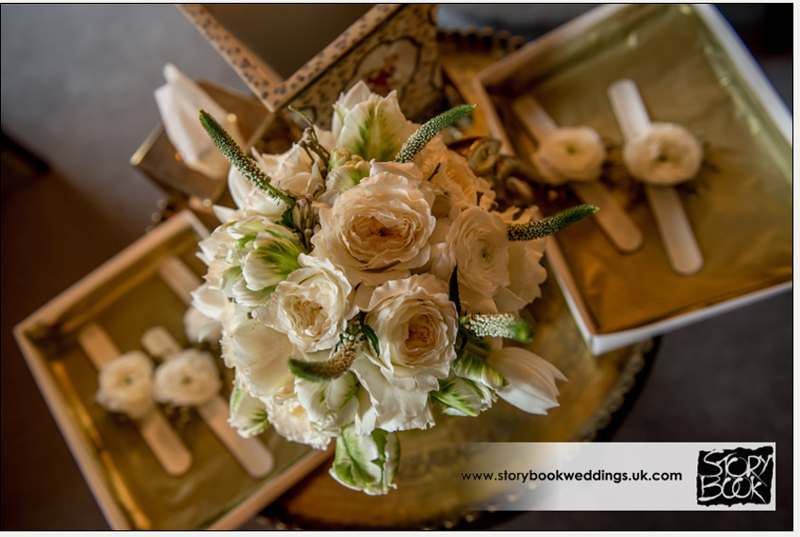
696,446 -> 774,506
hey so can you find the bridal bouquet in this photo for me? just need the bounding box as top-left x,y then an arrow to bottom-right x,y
188,81 -> 595,495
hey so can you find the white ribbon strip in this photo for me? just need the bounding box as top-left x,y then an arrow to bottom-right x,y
78,323 -> 192,476
158,256 -> 201,305
513,94 -> 643,253
156,255 -> 276,478
141,326 -> 274,479
608,79 -> 703,275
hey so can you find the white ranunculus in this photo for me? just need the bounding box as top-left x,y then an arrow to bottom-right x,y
153,349 -> 222,407
495,206 -> 548,313
418,136 -> 496,211
264,380 -> 332,450
486,346 -> 566,415
255,254 -> 358,354
431,205 -> 510,313
623,122 -> 703,185
331,81 -> 414,161
364,274 -> 458,392
533,126 -> 607,185
96,351 -> 155,420
312,172 -> 437,286
222,318 -> 294,400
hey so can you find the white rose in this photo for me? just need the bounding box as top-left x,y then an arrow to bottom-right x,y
183,305 -> 223,344
312,171 -> 436,286
431,205 -> 510,313
255,254 -> 358,354
364,274 -> 458,392
623,122 -> 703,185
153,349 -> 222,407
264,381 -> 332,450
533,126 -> 607,185
96,351 -> 155,420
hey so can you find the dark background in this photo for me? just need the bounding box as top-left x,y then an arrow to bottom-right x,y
1,4 -> 792,531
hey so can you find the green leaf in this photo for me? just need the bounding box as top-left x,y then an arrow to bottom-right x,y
431,379 -> 479,417
449,266 -> 461,318
362,324 -> 380,356
507,204 -> 598,241
394,104 -> 476,163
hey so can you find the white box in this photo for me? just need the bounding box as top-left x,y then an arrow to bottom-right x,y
472,4 -> 792,355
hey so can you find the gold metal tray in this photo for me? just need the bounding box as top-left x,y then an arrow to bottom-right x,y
259,266 -> 652,530
473,4 -> 792,354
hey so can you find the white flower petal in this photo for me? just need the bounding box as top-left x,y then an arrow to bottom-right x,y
487,347 -> 566,415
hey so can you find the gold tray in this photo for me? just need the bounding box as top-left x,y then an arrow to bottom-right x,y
473,4 -> 792,354
13,211 -> 331,530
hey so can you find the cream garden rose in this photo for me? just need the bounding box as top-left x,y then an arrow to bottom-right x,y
364,274 -> 458,392
312,170 -> 437,286
255,253 -> 358,354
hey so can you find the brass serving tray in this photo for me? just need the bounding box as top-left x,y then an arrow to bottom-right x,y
259,265 -> 652,530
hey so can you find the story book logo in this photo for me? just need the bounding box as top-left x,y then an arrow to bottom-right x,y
696,446 -> 774,506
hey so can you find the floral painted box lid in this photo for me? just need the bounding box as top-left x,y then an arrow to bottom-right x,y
179,4 -> 443,128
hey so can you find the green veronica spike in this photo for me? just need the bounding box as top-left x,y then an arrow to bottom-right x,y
459,313 -> 533,343
507,204 -> 598,241
199,110 -> 295,208
288,331 -> 363,381
394,104 -> 476,163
